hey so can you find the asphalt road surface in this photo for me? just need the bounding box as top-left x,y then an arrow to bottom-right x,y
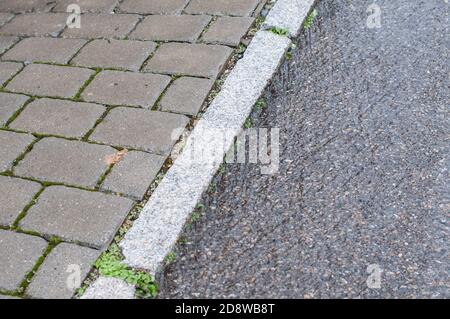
159,0 -> 449,298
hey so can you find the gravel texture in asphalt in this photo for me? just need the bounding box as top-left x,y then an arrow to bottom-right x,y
159,0 -> 449,298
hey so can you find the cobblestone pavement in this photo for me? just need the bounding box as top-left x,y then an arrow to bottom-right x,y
0,0 -> 266,299
159,0 -> 449,298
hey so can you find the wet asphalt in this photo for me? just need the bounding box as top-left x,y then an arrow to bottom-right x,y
159,0 -> 449,298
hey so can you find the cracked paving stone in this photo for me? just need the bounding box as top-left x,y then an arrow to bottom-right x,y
0,0 -> 54,13
0,36 -> 19,54
72,39 -> 157,71
144,43 -> 232,78
119,0 -> 189,14
0,13 -> 14,26
0,61 -> 22,86
101,151 -> 166,200
0,92 -> 29,125
6,64 -> 94,98
90,107 -> 189,155
81,70 -> 170,108
2,37 -> 87,64
53,0 -> 119,13
19,186 -> 134,249
14,137 -> 115,188
185,0 -> 261,16
0,176 -> 41,226
0,130 -> 34,172
9,98 -> 105,138
61,14 -> 140,39
26,243 -> 100,299
160,77 -> 214,116
0,230 -> 47,291
0,13 -> 67,37
130,15 -> 211,42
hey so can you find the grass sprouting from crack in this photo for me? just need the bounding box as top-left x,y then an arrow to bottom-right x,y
93,244 -> 157,298
269,27 -> 289,36
303,9 -> 318,29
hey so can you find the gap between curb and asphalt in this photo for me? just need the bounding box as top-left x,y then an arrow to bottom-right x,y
82,0 -> 316,299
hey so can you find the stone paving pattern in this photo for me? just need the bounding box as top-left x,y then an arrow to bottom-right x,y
0,0 -> 264,299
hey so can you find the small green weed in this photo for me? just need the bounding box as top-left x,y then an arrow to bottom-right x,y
269,27 -> 289,36
303,9 -> 318,29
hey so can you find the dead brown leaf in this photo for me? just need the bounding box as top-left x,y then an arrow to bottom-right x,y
104,149 -> 128,166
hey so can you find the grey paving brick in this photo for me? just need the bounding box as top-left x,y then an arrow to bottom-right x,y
0,35 -> 19,54
53,0 -> 119,13
185,0 -> 261,16
102,151 -> 165,199
6,64 -> 94,98
82,70 -> 170,108
160,77 -> 214,116
0,0 -> 53,13
20,186 -> 134,249
0,176 -> 41,226
72,39 -> 156,71
0,130 -> 34,172
2,37 -> 87,64
0,61 -> 22,86
130,15 -> 210,42
0,230 -> 47,291
202,16 -> 254,46
0,13 -> 67,37
90,108 -> 189,154
61,14 -> 140,39
0,13 -> 14,26
14,137 -> 114,188
0,92 -> 28,125
27,243 -> 100,299
119,0 -> 188,14
10,98 -> 104,138
144,43 -> 232,78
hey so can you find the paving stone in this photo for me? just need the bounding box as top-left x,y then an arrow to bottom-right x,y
202,16 -> 254,46
0,130 -> 34,172
27,243 -> 100,299
61,14 -> 140,39
144,43 -> 232,78
0,0 -> 53,13
14,137 -> 114,188
72,39 -> 156,71
102,151 -> 165,199
82,70 -> 170,108
81,276 -> 135,299
10,98 -> 104,138
0,176 -> 41,226
130,15 -> 210,42
0,35 -> 19,54
6,64 -> 94,98
20,186 -> 134,249
119,0 -> 188,14
0,230 -> 47,291
90,108 -> 189,154
0,13 -> 67,37
0,61 -> 22,86
2,37 -> 87,64
160,77 -> 214,116
0,92 -> 29,125
0,13 -> 14,26
53,0 -> 119,13
185,0 -> 261,16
